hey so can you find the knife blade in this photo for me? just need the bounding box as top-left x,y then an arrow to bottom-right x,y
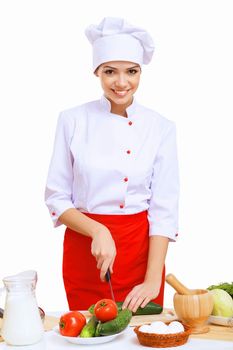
105,269 -> 116,302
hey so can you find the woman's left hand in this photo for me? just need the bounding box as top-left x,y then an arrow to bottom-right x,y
122,280 -> 161,313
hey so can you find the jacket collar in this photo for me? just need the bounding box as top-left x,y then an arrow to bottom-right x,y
100,94 -> 137,118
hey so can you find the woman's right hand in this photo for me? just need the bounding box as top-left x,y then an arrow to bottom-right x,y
90,224 -> 116,281
58,209 -> 116,281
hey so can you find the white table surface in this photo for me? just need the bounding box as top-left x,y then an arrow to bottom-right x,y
0,312 -> 233,349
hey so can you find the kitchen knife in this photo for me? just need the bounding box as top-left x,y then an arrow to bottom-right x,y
105,269 -> 116,302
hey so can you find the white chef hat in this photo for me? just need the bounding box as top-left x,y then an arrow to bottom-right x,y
85,17 -> 155,72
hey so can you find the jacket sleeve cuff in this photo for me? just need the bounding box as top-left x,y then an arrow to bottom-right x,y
48,201 -> 76,228
149,223 -> 179,242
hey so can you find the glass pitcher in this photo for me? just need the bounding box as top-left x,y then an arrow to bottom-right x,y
0,270 -> 44,345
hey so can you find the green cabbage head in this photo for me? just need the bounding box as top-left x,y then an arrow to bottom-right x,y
210,289 -> 233,317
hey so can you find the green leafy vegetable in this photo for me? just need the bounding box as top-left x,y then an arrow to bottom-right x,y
207,282 -> 233,299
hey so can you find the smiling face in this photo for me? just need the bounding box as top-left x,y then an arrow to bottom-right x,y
95,61 -> 141,116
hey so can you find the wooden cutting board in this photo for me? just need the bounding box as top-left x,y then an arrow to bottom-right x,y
129,308 -> 177,326
191,324 -> 233,342
1,310 -> 233,343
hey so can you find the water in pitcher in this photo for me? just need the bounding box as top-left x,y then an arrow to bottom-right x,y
1,270 -> 44,345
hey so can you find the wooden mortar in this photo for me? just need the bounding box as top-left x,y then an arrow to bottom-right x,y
166,274 -> 214,334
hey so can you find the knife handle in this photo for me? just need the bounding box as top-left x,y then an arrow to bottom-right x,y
105,269 -> 111,282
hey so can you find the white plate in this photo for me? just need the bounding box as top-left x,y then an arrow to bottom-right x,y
52,325 -> 128,345
208,315 -> 233,327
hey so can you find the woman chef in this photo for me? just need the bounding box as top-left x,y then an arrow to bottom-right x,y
45,17 -> 179,312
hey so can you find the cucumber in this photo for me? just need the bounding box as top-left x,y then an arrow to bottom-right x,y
95,309 -> 132,336
94,322 -> 101,337
79,316 -> 98,338
130,302 -> 163,316
88,304 -> 96,315
88,301 -> 162,316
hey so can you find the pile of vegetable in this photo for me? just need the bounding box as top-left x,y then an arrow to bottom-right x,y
59,299 -> 163,338
59,298 -> 132,338
207,282 -> 233,317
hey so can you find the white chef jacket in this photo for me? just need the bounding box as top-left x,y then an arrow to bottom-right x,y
45,95 -> 179,241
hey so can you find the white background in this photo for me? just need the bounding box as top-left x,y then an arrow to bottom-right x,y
0,0 -> 232,312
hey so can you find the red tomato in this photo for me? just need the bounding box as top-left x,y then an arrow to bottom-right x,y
94,299 -> 118,322
59,311 -> 86,337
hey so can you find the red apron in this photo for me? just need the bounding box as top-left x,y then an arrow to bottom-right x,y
62,211 -> 165,310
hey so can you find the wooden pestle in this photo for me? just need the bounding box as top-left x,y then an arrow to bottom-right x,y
165,273 -> 195,295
